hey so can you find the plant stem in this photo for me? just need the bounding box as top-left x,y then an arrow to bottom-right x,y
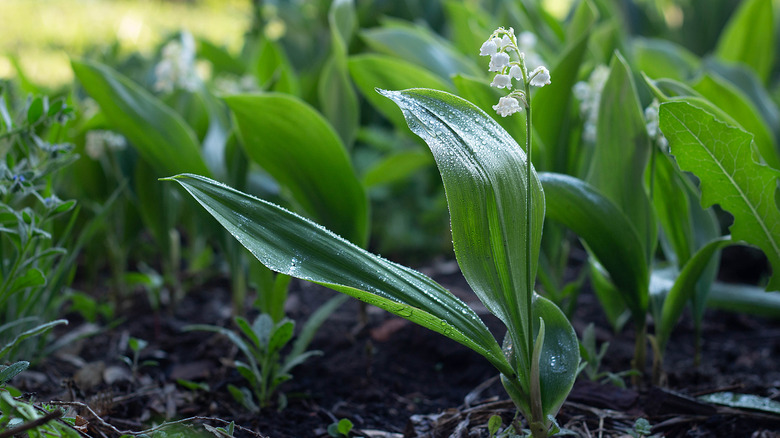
632,322 -> 647,386
524,82 -> 534,378
524,74 -> 547,438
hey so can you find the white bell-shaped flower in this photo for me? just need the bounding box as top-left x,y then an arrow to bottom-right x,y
480,39 -> 498,56
493,96 -> 522,117
509,64 -> 525,80
490,74 -> 513,89
529,66 -> 551,87
489,52 -> 511,72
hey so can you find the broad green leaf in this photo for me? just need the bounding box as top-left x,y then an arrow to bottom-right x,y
534,31 -> 590,173
702,60 -> 780,143
587,52 -> 655,259
442,1 -> 491,59
197,38 -> 245,76
657,236 -> 732,350
165,174 -> 513,377
361,150 -> 433,188
633,38 -> 699,81
565,0 -> 598,43
224,94 -> 368,247
660,101 -> 780,291
71,59 -> 210,177
254,39 -> 299,96
533,294 -> 579,420
349,54 -> 451,132
715,0 -> 774,83
540,172 -> 648,320
692,74 -> 780,170
360,19 -> 482,81
380,88 -> 545,372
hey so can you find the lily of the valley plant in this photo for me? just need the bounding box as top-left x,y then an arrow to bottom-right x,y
165,27 -> 578,437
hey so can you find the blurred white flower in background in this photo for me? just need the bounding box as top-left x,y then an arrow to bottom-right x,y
154,31 -> 199,93
573,65 -> 609,143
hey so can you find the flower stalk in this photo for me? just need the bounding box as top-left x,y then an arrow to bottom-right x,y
480,26 -> 553,437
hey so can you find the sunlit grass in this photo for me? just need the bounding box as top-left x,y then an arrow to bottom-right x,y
0,0 -> 251,89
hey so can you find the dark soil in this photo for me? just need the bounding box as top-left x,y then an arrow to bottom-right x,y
11,256 -> 780,438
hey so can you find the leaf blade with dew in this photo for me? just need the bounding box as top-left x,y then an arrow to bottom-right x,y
165,174 -> 513,377
379,87 -> 545,376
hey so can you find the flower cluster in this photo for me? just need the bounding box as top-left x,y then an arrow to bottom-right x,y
479,27 -> 550,117
644,99 -> 669,151
154,32 -> 200,93
572,65 -> 609,142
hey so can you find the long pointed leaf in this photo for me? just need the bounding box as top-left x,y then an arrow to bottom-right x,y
540,172 -> 648,319
165,174 -> 513,377
657,236 -> 732,350
224,94 -> 368,247
71,59 -> 210,177
379,88 -> 544,371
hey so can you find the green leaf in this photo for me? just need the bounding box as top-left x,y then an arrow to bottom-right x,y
442,1 -> 491,58
197,38 -> 245,76
254,39 -> 299,95
165,174 -> 513,377
657,236 -> 732,350
707,281 -> 780,317
268,320 -> 294,354
380,88 -> 544,371
0,361 -> 29,385
540,172 -> 648,320
691,74 -> 780,170
319,0 -> 359,148
360,150 -> 433,188
7,267 -> 46,295
659,101 -> 780,290
533,31 -> 591,173
360,19 -> 481,81
71,59 -> 210,177
700,392 -> 780,415
27,97 -> 43,124
533,295 -> 579,420
633,38 -> 699,81
0,320 -> 68,359
348,54 -> 452,132
715,0 -> 774,83
652,152 -> 694,267
224,94 -> 368,247
235,316 -> 261,349
587,52 -> 655,260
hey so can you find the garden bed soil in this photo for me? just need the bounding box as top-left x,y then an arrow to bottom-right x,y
13,256 -> 780,437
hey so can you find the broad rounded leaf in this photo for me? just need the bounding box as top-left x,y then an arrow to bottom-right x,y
225,94 -> 368,247
660,101 -> 780,291
533,294 -> 579,420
